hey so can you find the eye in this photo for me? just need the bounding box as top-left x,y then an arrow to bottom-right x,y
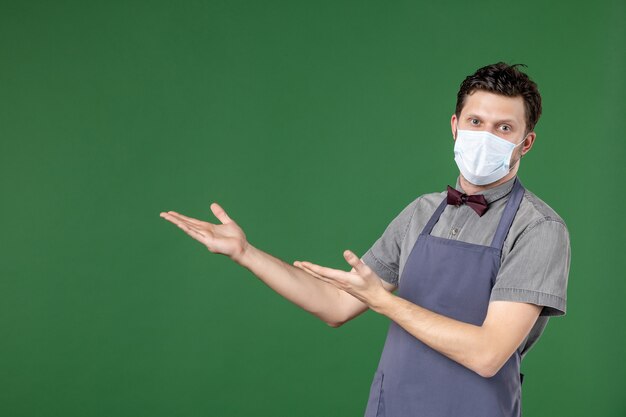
500,124 -> 512,132
470,118 -> 480,126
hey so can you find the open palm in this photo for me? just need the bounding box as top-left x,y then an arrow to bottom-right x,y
160,203 -> 248,262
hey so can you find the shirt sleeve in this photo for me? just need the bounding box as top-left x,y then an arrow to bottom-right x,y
490,219 -> 571,316
361,198 -> 419,286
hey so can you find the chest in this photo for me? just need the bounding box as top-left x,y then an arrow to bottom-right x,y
397,197 -> 510,280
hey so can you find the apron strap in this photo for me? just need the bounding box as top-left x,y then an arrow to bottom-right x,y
420,195 -> 449,237
490,177 -> 525,250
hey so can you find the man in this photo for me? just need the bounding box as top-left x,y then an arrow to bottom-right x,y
160,62 -> 570,417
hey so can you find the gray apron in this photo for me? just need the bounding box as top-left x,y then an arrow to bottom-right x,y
364,178 -> 526,417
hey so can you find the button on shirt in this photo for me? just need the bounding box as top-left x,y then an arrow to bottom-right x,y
361,176 -> 571,357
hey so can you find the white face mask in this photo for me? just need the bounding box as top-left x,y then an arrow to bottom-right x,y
454,129 -> 526,186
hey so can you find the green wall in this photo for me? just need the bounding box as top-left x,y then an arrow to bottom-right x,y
1,1 -> 624,416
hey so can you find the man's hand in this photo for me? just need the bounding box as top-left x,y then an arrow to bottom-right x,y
160,203 -> 249,264
296,249 -> 541,377
295,250 -> 391,311
160,207 -> 390,326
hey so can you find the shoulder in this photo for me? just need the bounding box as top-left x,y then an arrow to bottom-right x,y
390,189 -> 446,218
410,190 -> 447,215
521,189 -> 567,226
380,190 -> 446,236
507,187 -> 570,250
497,186 -> 571,317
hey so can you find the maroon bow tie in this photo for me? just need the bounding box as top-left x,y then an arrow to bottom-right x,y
447,186 -> 489,216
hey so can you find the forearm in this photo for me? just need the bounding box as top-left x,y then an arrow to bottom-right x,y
237,244 -> 347,326
374,292 -> 495,377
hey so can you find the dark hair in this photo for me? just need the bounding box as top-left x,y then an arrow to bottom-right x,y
455,62 -> 542,133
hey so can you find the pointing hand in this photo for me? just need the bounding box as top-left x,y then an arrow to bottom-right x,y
160,203 -> 248,263
295,250 -> 387,309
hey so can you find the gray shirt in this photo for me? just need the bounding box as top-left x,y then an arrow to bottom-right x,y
361,176 -> 570,357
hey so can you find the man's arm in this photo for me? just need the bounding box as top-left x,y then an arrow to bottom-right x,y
160,203 -> 395,327
299,250 -> 541,378
238,246 -> 396,327
375,296 -> 541,377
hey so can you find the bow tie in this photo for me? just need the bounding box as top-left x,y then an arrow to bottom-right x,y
447,186 -> 489,216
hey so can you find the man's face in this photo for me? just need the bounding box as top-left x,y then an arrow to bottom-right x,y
451,90 -> 535,164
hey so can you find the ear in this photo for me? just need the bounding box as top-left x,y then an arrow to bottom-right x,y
450,114 -> 458,140
521,131 -> 536,156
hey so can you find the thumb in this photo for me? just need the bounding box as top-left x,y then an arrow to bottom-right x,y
210,202 -> 234,224
343,250 -> 369,275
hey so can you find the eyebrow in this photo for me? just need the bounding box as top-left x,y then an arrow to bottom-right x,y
466,114 -> 518,125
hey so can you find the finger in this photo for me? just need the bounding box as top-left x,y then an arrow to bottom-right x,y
299,265 -> 325,280
176,220 -> 207,242
162,214 -> 211,241
299,261 -> 352,281
160,212 -> 183,226
164,212 -> 204,229
343,250 -> 371,276
210,202 -> 233,225
161,212 -> 200,230
293,261 -> 325,279
297,264 -> 338,286
166,211 -> 207,227
172,217 -> 203,234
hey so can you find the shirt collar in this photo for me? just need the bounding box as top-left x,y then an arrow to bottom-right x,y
454,176 -> 517,204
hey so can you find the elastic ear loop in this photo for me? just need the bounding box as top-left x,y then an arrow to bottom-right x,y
510,134 -> 528,167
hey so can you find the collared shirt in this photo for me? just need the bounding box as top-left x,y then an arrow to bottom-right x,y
361,176 -> 571,357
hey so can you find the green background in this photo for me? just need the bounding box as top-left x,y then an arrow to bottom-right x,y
1,0 -> 624,416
